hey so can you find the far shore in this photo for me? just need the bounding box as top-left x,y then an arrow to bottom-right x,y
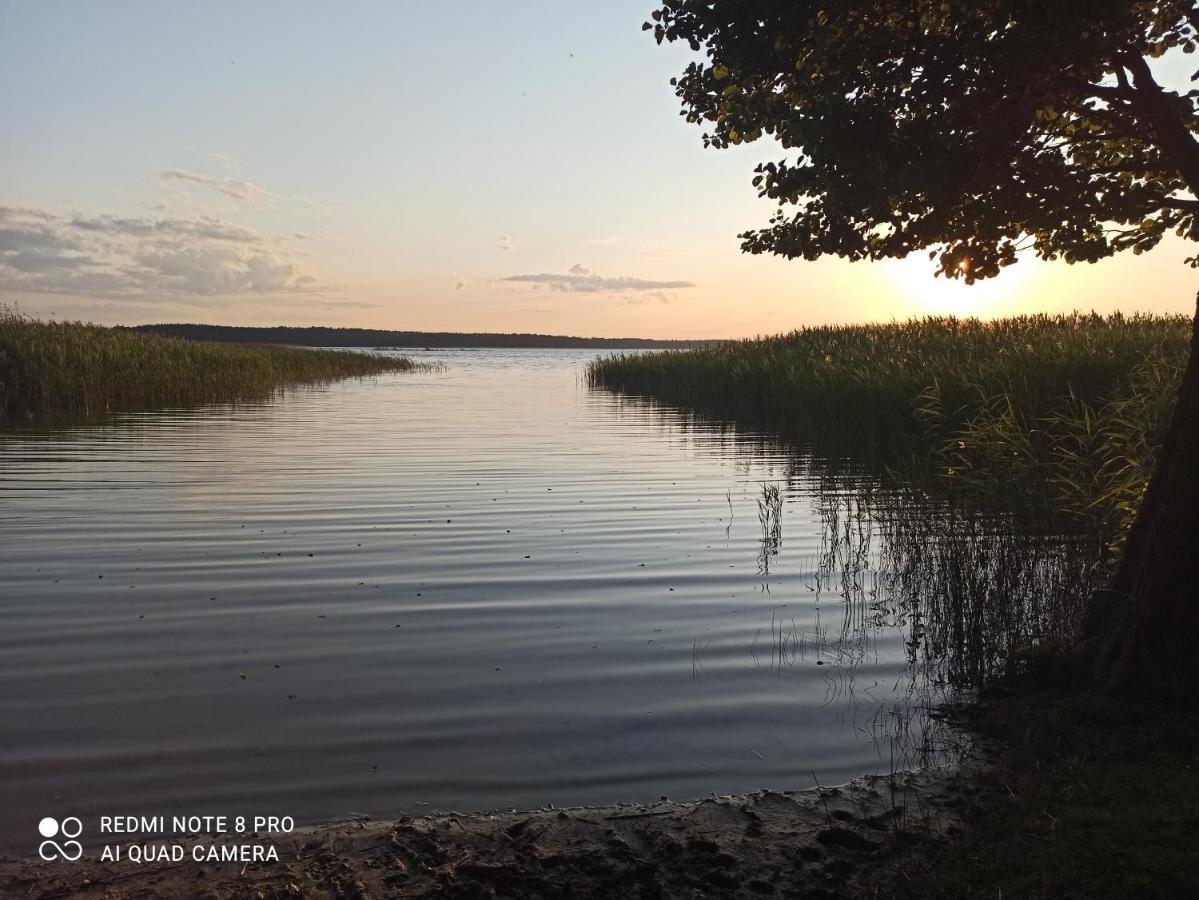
131,323 -> 720,350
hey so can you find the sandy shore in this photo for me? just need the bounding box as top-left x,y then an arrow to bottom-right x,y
0,768 -> 974,899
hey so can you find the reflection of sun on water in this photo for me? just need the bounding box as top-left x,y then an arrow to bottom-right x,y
883,254 -> 1036,319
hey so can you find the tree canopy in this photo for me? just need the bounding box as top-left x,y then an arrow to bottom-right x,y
647,1 -> 1199,281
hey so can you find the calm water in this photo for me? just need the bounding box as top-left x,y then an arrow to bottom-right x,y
0,349 -> 952,853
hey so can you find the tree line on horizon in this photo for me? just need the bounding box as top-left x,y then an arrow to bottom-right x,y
129,323 -> 715,350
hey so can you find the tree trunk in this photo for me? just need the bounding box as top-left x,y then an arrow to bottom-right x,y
1088,296 -> 1199,695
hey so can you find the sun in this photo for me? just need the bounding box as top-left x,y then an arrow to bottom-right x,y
880,253 -> 1036,318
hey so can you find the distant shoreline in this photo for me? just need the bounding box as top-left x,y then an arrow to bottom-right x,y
130,324 -> 719,350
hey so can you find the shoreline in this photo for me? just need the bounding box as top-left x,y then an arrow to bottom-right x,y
1,766 -> 973,898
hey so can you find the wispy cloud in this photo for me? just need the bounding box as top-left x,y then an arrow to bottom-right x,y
210,152 -> 240,172
501,263 -> 694,293
617,291 -> 677,306
0,205 -> 317,298
158,169 -> 277,206
452,271 -> 468,290
498,234 -> 515,252
580,235 -> 683,259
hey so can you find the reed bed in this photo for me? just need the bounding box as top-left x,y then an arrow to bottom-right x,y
0,308 -> 419,421
588,312 -> 1189,543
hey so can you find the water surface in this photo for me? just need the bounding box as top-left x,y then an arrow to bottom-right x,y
1,349 -> 958,852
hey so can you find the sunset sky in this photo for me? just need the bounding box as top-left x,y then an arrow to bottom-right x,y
3,1 -> 1196,339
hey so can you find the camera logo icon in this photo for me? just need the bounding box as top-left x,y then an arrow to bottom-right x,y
38,817 -> 83,861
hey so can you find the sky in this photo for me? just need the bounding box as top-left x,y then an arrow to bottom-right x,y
2,1 -> 1196,339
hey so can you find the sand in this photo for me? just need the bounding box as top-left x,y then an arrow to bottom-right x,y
0,767 -> 974,899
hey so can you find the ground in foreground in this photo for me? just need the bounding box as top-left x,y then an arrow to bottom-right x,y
5,683 -> 1195,898
2,771 -> 965,899
891,681 -> 1199,899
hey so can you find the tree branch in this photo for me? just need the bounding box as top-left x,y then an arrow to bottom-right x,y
1186,7 -> 1199,36
1159,197 -> 1199,212
1122,52 -> 1199,196
1087,81 -> 1134,102
1113,60 -> 1131,93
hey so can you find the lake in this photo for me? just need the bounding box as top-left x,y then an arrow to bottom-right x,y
0,348 -> 984,852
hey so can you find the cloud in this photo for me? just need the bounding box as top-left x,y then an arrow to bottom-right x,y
617,291 -> 677,306
158,169 -> 276,206
451,272 -> 468,291
210,152 -> 240,172
0,205 -> 317,298
500,264 -> 694,294
498,234 -> 515,251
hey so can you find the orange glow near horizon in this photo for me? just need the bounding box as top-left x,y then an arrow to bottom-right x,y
876,254 -> 1039,321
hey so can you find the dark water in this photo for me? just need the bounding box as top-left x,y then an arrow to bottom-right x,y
0,349 -> 973,853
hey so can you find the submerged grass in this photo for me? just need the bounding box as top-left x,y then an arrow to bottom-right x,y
588,312 -> 1188,546
0,308 -> 419,421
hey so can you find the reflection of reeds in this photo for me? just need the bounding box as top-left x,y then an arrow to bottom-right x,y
745,478 -> 1094,777
812,487 -> 1100,689
751,610 -> 842,674
691,637 -> 711,679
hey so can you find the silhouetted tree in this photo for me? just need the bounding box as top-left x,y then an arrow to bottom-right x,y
649,0 -> 1199,692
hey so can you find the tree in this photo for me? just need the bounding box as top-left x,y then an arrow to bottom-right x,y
648,0 -> 1199,693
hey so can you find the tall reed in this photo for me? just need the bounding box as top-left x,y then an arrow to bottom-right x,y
588,312 -> 1189,545
0,308 -> 419,421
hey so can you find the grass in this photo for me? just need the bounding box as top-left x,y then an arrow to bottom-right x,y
588,312 -> 1189,547
0,308 -> 419,421
873,679 -> 1199,899
757,481 -> 783,573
